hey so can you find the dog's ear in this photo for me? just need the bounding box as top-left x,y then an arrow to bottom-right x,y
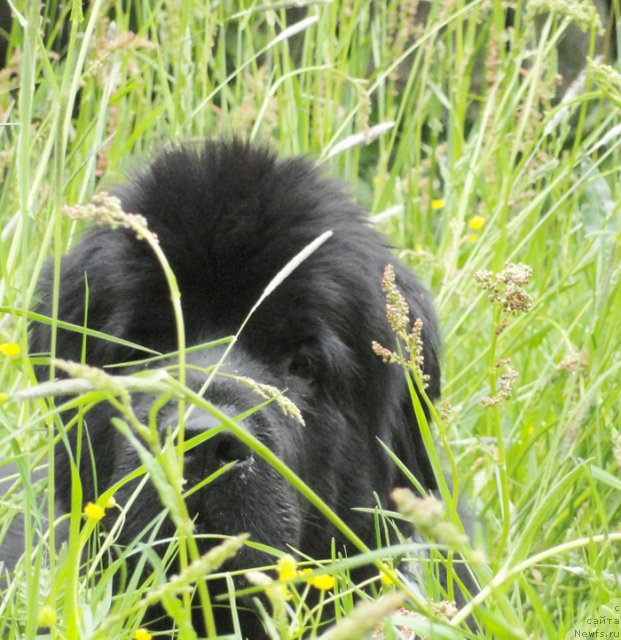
30,228 -> 170,373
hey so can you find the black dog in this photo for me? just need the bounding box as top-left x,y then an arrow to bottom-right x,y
25,140 -> 444,635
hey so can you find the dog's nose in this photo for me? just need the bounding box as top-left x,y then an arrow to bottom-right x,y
184,410 -> 252,477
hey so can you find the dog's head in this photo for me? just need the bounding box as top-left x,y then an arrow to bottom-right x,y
32,139 -> 441,576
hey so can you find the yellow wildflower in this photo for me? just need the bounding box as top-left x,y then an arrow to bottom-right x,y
37,605 -> 57,627
0,343 -> 20,357
308,574 -> 336,591
468,215 -> 485,230
431,199 -> 445,210
83,501 -> 106,521
277,554 -> 297,581
134,630 -> 152,640
380,563 -> 395,586
466,233 -> 478,244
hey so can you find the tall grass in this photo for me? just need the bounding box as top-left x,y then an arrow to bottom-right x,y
0,1 -> 620,638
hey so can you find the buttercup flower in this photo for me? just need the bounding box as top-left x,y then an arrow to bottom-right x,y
277,554 -> 297,581
468,215 -> 485,230
83,502 -> 106,521
380,562 -> 395,586
37,605 -> 57,627
0,343 -> 20,357
308,574 -> 336,591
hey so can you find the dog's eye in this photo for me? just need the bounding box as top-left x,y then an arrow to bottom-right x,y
288,352 -> 316,385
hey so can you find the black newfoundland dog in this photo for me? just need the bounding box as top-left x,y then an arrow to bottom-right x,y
25,140 -> 447,635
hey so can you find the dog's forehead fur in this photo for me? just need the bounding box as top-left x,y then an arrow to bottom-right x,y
125,144 -> 361,276
124,140 -> 368,259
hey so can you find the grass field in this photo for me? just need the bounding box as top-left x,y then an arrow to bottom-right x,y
1,1 -> 620,638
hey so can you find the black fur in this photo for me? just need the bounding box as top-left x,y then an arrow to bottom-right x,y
29,140 -> 443,635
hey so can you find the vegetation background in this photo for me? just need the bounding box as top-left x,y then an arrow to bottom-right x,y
0,0 -> 620,638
